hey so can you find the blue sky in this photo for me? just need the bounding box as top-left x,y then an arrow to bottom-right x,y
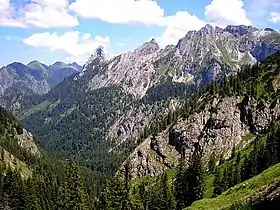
0,0 -> 280,66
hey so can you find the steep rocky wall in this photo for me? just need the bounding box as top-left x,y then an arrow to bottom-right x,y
16,128 -> 40,155
125,95 -> 280,179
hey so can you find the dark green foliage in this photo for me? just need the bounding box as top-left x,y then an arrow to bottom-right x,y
158,172 -> 175,210
58,160 -> 88,209
208,153 -> 216,173
0,168 -> 25,210
186,149 -> 205,205
213,122 -> 280,198
0,107 -> 95,210
213,169 -> 223,197
105,176 -> 127,210
174,159 -> 189,209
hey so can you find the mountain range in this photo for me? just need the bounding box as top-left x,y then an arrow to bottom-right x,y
11,25 -> 280,174
1,24 -> 280,209
0,60 -> 82,110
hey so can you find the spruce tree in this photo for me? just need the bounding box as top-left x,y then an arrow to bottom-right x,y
234,152 -> 241,185
106,176 -> 126,210
186,148 -> 205,205
61,160 -> 88,210
208,153 -> 216,173
213,169 -> 223,197
1,168 -> 24,209
174,159 -> 188,209
159,171 -> 175,210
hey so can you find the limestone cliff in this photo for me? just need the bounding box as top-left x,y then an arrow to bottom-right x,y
125,93 -> 280,179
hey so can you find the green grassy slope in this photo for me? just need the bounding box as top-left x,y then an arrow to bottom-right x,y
186,162 -> 280,210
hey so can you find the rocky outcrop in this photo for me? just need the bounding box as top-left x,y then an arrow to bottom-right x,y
126,130 -> 179,178
16,128 -> 39,155
125,94 -> 280,179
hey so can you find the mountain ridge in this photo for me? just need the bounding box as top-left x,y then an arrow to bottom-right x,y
0,60 -> 81,110
17,25 -> 280,177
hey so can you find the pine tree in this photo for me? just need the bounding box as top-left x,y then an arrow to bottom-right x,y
213,169 -> 223,197
267,129 -> 279,165
1,168 -> 25,209
23,178 -> 37,210
208,153 -> 216,173
219,154 -> 224,165
60,160 -> 88,210
234,152 -> 241,185
174,159 -> 189,209
241,155 -> 249,181
159,171 -> 175,210
106,176 -> 126,210
123,160 -> 132,210
186,148 -> 205,205
230,145 -> 236,160
138,181 -> 149,210
0,147 -> 4,161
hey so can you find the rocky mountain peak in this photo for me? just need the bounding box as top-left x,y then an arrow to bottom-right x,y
134,38 -> 160,56
224,25 -> 258,37
27,60 -> 41,65
68,62 -> 83,71
264,28 -> 278,32
199,24 -> 215,36
49,61 -> 69,70
76,24 -> 280,98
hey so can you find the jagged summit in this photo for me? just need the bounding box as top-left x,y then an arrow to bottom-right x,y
76,24 -> 280,98
224,25 -> 258,36
134,38 -> 160,56
199,24 -> 216,36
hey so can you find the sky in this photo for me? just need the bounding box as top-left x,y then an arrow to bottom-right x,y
0,0 -> 280,66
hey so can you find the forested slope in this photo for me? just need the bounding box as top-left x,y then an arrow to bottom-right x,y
94,52 -> 280,209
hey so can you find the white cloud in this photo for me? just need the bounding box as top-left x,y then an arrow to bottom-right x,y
268,12 -> 280,23
70,0 -> 164,25
157,11 -> 206,46
0,0 -> 78,28
205,0 -> 251,26
22,31 -> 110,62
157,0 -> 252,47
0,0 -> 25,27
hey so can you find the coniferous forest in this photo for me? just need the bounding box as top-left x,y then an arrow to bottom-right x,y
1,52 -> 280,209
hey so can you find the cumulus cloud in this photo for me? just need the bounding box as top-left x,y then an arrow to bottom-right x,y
268,12 -> 280,23
157,0 -> 252,46
0,0 -> 26,27
23,31 -> 110,62
22,0 -> 78,28
70,0 -> 164,25
0,0 -> 78,28
205,0 -> 251,26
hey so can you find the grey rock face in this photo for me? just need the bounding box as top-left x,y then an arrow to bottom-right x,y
16,128 -> 40,155
81,25 -> 280,98
124,94 -> 280,179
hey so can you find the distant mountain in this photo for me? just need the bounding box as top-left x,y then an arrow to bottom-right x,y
0,60 -> 79,110
48,61 -> 79,88
68,62 -> 83,71
27,60 -> 50,80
